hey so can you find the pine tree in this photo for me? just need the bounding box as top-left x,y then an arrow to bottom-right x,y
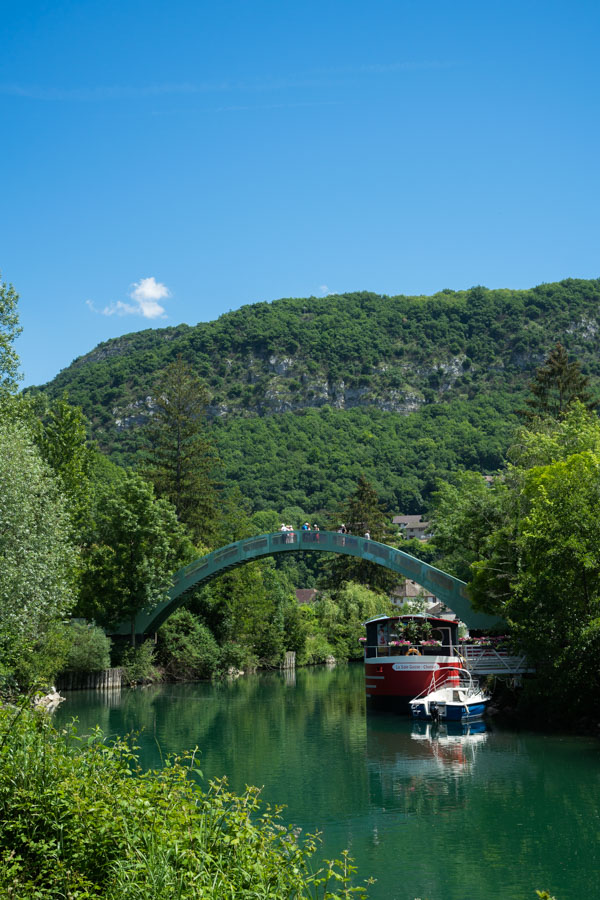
322,475 -> 396,592
143,357 -> 221,545
525,342 -> 596,420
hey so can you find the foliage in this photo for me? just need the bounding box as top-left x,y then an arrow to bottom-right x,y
524,341 -> 596,419
63,621 -> 112,673
0,420 -> 76,689
0,706 -> 369,898
430,471 -> 510,582
301,632 -> 337,665
120,640 -> 160,684
142,356 -> 222,544
33,394 -> 95,528
77,470 -> 194,642
323,476 -> 397,592
157,608 -> 221,680
0,274 -> 22,397
435,405 -> 600,722
36,279 -> 600,515
218,640 -> 259,674
299,583 -> 393,663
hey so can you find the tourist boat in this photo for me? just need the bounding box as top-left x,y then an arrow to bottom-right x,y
409,667 -> 490,722
362,613 -> 466,711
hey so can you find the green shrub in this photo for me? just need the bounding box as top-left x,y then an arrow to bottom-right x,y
157,608 -> 220,680
0,706 -> 370,898
62,620 -> 112,673
121,641 -> 160,685
218,640 -> 258,674
301,633 -> 336,665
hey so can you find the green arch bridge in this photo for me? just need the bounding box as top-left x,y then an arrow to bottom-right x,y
110,530 -> 501,639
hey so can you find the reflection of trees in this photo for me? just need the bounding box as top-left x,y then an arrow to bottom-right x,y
56,666 -> 372,831
54,688 -> 124,738
56,671 -> 600,900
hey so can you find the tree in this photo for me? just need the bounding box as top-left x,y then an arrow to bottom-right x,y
0,275 -> 22,397
33,394 -> 95,529
524,342 -> 596,419
435,406 -> 600,721
144,357 -> 221,544
430,471 -> 510,582
62,622 -> 112,673
323,475 -> 396,592
0,421 -> 76,687
78,471 -> 194,644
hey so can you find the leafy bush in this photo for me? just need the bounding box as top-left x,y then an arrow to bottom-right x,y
62,620 -> 112,673
301,633 -> 336,665
0,706 -> 370,898
218,640 -> 258,674
120,641 -> 160,685
157,608 -> 220,680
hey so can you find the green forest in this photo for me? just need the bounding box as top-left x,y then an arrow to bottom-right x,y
34,278 -> 600,513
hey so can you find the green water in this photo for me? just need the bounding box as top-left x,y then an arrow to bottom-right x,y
54,664 -> 600,900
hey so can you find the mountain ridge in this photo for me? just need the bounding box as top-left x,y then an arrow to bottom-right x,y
32,277 -> 600,513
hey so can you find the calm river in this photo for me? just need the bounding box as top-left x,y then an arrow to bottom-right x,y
54,664 -> 599,900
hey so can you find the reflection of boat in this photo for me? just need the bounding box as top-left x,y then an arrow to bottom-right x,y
410,718 -> 488,742
365,716 -> 488,811
410,669 -> 490,722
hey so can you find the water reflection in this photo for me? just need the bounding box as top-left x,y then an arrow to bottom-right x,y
368,715 -> 487,773
410,719 -> 488,772
54,667 -> 600,900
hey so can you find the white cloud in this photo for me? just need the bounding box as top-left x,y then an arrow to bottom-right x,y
129,276 -> 170,318
87,277 -> 170,319
319,285 -> 331,296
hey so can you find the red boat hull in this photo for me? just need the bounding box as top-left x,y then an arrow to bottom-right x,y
365,656 -> 464,710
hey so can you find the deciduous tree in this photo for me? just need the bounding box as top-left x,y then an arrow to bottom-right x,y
0,421 -> 76,686
78,471 -> 194,644
435,406 -> 600,721
0,275 -> 22,397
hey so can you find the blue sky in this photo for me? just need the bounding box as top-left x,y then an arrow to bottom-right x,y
2,0 -> 599,387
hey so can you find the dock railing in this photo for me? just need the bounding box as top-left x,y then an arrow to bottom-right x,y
460,645 -> 535,675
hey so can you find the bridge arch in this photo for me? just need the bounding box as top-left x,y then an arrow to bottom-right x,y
110,530 -> 501,638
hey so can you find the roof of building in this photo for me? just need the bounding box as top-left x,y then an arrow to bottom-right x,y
392,579 -> 429,598
392,514 -> 430,527
295,588 -> 318,605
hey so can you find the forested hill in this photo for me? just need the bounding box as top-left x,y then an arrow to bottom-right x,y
35,278 -> 600,513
